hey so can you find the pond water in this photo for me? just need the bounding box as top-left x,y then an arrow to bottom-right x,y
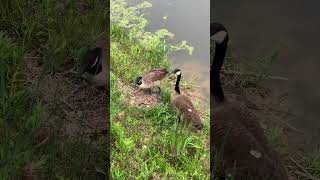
132,0 -> 210,102
213,0 -> 320,148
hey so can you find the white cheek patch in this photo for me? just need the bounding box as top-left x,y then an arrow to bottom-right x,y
188,109 -> 193,112
175,71 -> 181,75
138,81 -> 149,89
211,31 -> 227,44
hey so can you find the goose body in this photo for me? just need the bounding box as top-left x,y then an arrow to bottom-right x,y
78,38 -> 109,87
171,69 -> 203,130
136,69 -> 168,89
211,22 -> 288,180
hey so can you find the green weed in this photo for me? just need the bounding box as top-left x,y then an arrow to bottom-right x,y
268,127 -> 289,156
211,40 -> 282,87
304,148 -> 320,178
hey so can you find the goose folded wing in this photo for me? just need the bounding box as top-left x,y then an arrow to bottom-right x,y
143,69 -> 168,83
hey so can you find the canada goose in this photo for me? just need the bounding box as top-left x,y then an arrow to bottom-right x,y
210,22 -> 288,180
78,38 -> 109,87
171,69 -> 203,130
135,68 -> 169,93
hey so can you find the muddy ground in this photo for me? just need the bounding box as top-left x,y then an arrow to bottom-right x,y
20,52 -> 108,140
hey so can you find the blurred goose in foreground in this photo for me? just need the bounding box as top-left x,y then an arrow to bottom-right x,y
78,38 -> 109,87
135,68 -> 169,93
171,69 -> 203,130
210,22 -> 288,180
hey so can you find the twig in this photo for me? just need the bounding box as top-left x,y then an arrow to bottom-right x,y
221,70 -> 289,81
268,106 -> 296,117
271,117 -> 304,134
265,105 -> 302,134
23,56 -> 43,60
245,100 -> 263,110
34,137 -> 49,149
269,75 -> 289,81
60,99 -> 75,110
290,157 -> 320,180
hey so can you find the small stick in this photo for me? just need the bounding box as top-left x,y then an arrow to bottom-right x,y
270,117 -> 304,134
23,56 -> 43,60
268,106 -> 296,117
34,137 -> 49,149
60,99 -> 75,110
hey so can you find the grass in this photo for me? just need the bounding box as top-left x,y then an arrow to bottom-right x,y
268,127 -> 289,157
304,148 -> 320,178
0,0 -> 109,179
211,40 -> 282,88
110,1 -> 209,179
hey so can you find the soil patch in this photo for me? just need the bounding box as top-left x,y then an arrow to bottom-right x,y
117,80 -> 163,107
19,53 -> 108,139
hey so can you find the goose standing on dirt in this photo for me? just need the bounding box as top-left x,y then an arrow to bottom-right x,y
171,69 -> 203,130
210,22 -> 288,180
135,68 -> 168,93
78,38 -> 109,87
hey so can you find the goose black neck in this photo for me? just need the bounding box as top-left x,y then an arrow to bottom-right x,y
211,36 -> 228,102
175,74 -> 181,94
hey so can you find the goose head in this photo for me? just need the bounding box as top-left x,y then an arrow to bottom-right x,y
211,22 -> 229,45
172,68 -> 182,76
135,76 -> 143,86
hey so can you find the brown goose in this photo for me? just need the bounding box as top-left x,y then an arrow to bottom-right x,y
78,38 -> 109,87
171,69 -> 203,130
211,22 -> 288,180
135,68 -> 168,93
